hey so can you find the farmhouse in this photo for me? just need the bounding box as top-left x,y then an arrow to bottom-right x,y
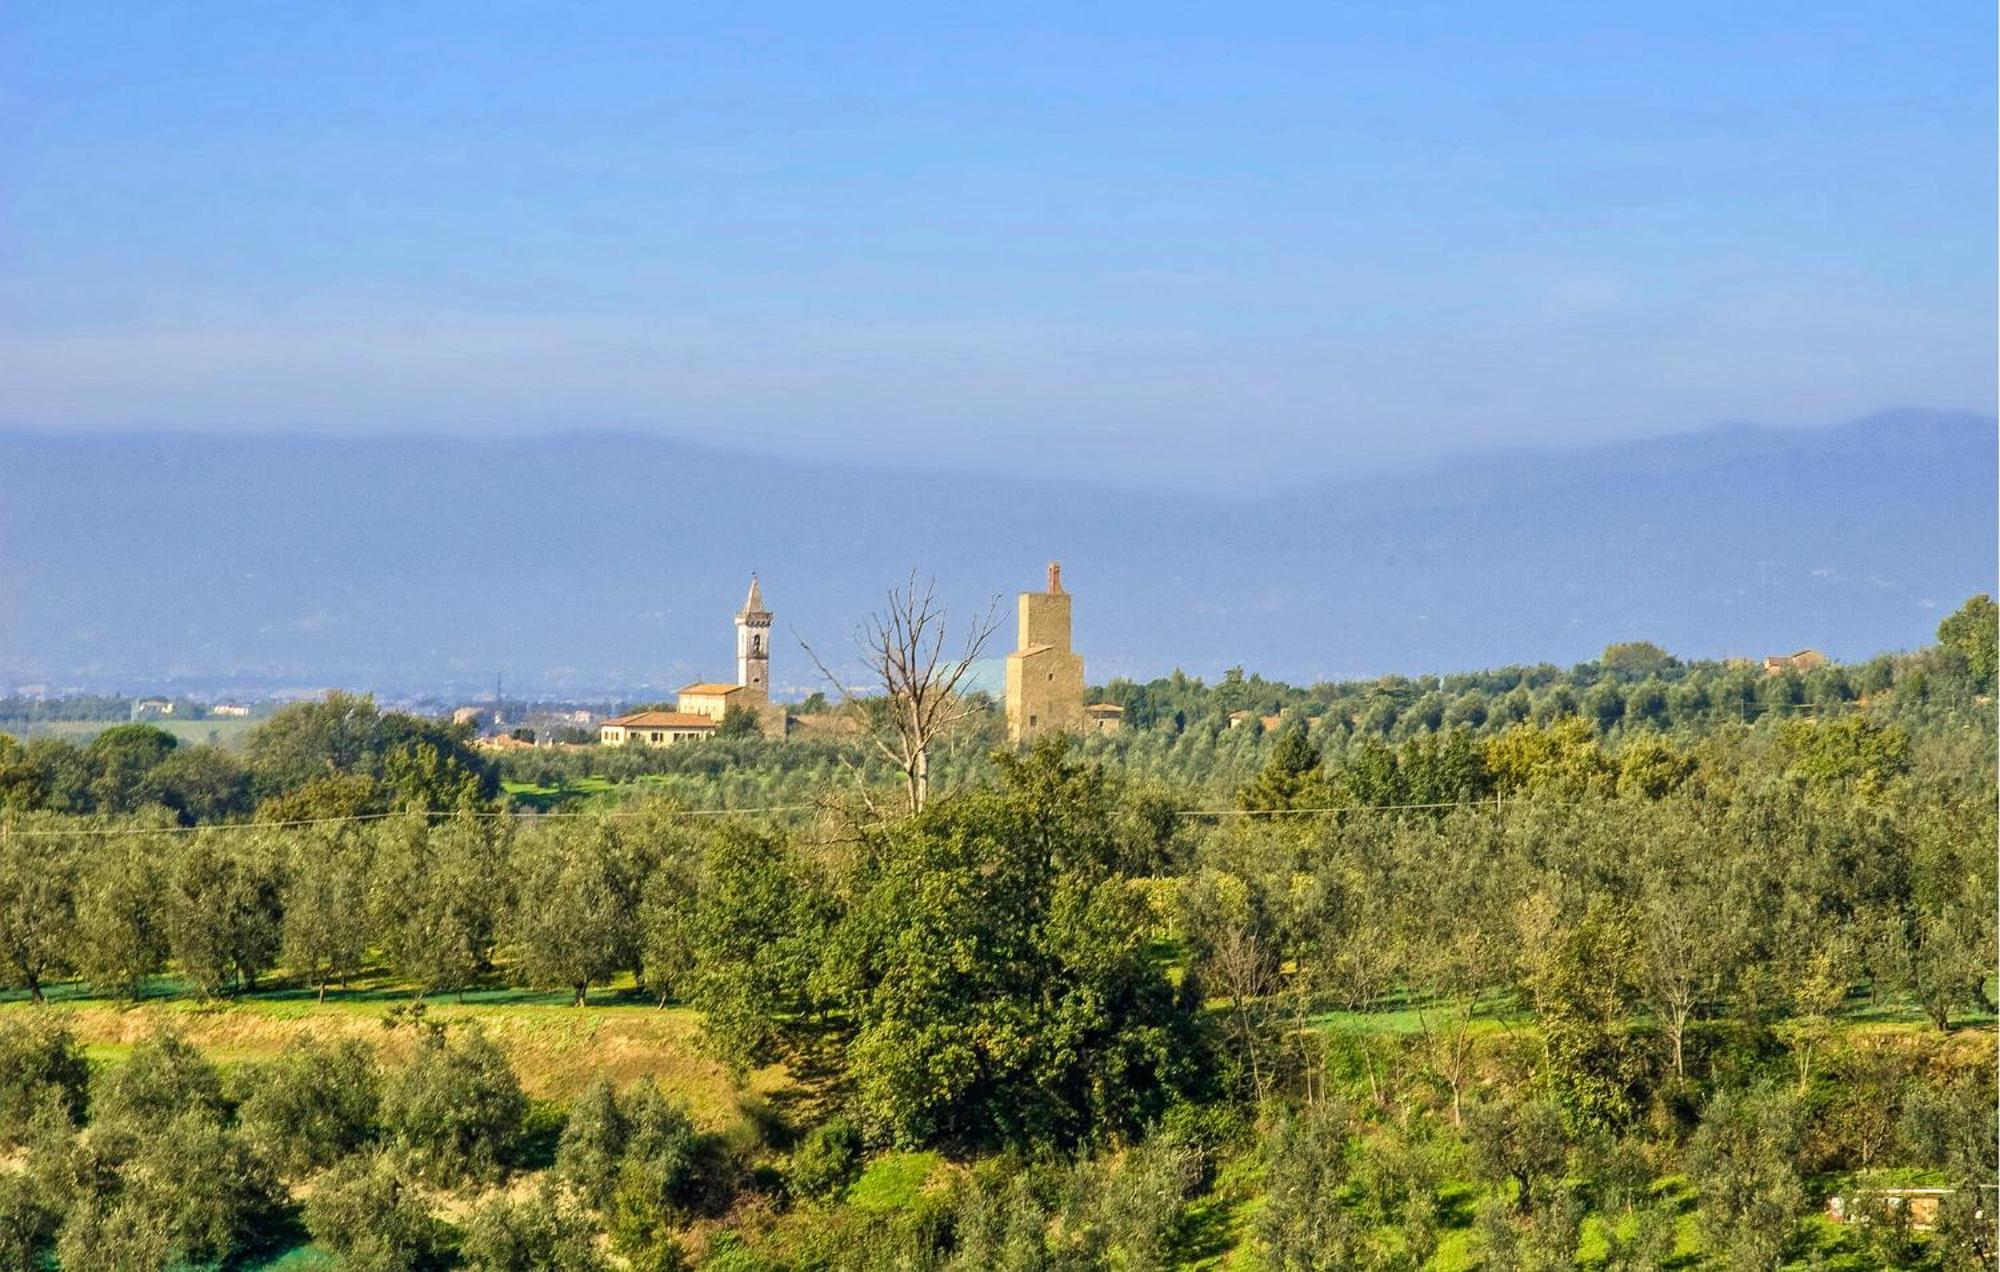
1763,648 -> 1829,675
598,710 -> 718,747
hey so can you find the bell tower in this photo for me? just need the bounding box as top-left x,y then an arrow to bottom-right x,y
735,574 -> 772,699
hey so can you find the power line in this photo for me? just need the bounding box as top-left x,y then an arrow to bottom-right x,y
1173,797 -> 1518,818
1,791 -> 1543,839
0,803 -> 822,839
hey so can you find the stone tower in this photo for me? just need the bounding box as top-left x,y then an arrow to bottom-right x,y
735,574 -> 772,699
1004,562 -> 1086,744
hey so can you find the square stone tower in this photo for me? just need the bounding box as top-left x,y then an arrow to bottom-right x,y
1005,562 -> 1086,744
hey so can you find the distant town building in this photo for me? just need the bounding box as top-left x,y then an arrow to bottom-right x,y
451,706 -> 486,727
1084,702 -> 1125,733
209,703 -> 251,718
474,733 -> 538,752
732,574 -> 772,697
1763,648 -> 1829,675
131,699 -> 175,719
1005,562 -> 1087,744
603,575 -> 784,746
598,710 -> 718,747
677,683 -> 758,722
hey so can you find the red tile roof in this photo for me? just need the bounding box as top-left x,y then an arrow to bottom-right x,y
604,711 -> 717,729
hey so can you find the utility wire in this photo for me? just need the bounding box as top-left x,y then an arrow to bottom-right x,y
0,803 -> 822,838
1,794 -> 1529,838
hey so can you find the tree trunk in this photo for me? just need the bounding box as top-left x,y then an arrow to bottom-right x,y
575,982 -> 588,1007
1927,996 -> 1953,1032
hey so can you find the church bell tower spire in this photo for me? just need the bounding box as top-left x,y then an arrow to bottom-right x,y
735,574 -> 772,697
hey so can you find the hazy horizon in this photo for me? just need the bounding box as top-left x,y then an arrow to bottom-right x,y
4,3 -> 1994,487
3,409 -> 1991,696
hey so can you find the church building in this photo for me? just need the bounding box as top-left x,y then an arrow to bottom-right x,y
600,575 -> 779,746
1005,562 -> 1087,744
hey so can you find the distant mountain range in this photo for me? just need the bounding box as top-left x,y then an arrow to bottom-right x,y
0,410 -> 1992,697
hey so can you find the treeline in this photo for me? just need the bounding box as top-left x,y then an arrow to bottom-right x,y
0,692 -> 494,823
1,711 -> 1989,1027
498,596 -> 1999,807
0,694 -> 133,724
1095,604 -> 1995,739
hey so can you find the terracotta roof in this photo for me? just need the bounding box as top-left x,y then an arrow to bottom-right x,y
604,711 -> 717,729
1086,702 -> 1125,715
474,735 -> 537,750
679,683 -> 749,696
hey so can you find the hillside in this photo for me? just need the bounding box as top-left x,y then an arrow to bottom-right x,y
0,409 -> 1990,693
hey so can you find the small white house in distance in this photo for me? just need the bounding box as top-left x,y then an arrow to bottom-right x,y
599,711 -> 718,748
211,703 -> 251,717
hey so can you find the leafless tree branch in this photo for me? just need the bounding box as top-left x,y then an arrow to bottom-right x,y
797,574 -> 1000,812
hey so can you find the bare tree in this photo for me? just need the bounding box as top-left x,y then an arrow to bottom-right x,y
801,573 -> 999,812
1210,921 -> 1280,1103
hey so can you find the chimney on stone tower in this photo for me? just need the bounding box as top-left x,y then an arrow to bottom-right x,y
1047,561 -> 1063,594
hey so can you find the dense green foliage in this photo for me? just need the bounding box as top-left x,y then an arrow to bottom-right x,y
0,606 -> 1992,1268
0,691 -> 492,822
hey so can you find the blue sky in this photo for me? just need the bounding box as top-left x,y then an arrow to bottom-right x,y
2,1 -> 1992,486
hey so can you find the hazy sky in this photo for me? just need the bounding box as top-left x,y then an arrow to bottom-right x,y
2,2 -> 1992,486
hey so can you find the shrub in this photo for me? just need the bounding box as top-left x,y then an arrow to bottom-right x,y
1255,1101 -> 1371,1268
380,1026 -> 526,1185
1086,1137 -> 1201,1269
460,1186 -> 610,1272
54,1198 -> 175,1272
606,1081 -> 713,1256
1687,1086 -> 1805,1270
554,1076 -> 628,1206
304,1149 -> 448,1272
91,1029 -> 226,1130
788,1118 -> 862,1201
54,1112 -> 285,1271
234,1036 -> 381,1175
0,1169 -> 59,1270
0,1017 -> 89,1142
